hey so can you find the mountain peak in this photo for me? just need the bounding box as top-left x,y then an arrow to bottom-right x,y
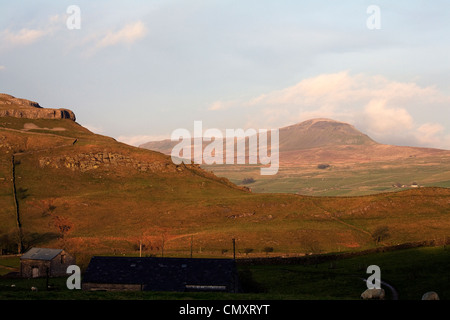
285,118 -> 351,128
279,118 -> 377,151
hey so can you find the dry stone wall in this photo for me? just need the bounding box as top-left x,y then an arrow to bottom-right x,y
39,152 -> 180,173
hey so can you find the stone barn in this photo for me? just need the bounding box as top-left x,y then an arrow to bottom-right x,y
82,256 -> 240,293
20,247 -> 76,278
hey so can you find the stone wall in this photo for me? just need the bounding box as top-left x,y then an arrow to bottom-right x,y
39,152 -> 179,173
82,283 -> 142,291
20,259 -> 51,278
20,250 -> 76,278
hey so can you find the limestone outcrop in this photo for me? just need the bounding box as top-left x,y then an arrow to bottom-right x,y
39,152 -> 179,173
0,93 -> 76,121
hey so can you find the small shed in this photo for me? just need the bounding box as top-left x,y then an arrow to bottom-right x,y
82,256 -> 240,293
20,247 -> 76,278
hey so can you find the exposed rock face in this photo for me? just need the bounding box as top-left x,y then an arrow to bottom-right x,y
0,108 -> 76,121
0,93 -> 76,121
0,94 -> 42,107
39,152 -> 179,173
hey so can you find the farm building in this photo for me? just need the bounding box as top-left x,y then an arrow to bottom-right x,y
20,247 -> 76,278
82,256 -> 240,293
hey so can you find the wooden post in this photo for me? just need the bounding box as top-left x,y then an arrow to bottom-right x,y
190,235 -> 193,259
46,267 -> 49,290
11,155 -> 23,254
161,234 -> 165,258
232,238 -> 236,260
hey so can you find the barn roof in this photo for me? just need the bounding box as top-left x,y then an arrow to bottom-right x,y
82,256 -> 238,292
20,247 -> 63,261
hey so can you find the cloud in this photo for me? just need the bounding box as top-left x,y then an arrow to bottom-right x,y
0,65 -> 5,71
210,71 -> 450,149
414,123 -> 450,149
363,99 -> 414,134
1,28 -> 47,46
0,15 -> 63,50
208,100 -> 239,111
97,21 -> 147,48
77,20 -> 148,56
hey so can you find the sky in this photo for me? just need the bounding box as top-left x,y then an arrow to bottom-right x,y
1,0 -> 450,149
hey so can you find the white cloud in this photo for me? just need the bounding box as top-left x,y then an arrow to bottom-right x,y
0,15 -> 64,50
1,28 -> 47,46
78,20 -> 148,57
208,100 -> 239,111
208,101 -> 226,111
414,123 -> 450,149
97,21 -> 147,48
363,99 -> 414,134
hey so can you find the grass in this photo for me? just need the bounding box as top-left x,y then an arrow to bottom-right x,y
0,256 -> 19,276
207,156 -> 450,196
244,246 -> 450,300
1,246 -> 449,300
1,116 -> 450,273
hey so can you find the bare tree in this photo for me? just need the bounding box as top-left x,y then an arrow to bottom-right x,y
52,215 -> 73,248
372,226 -> 390,244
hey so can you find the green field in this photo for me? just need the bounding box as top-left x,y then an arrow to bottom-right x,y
207,157 -> 450,196
1,246 -> 449,300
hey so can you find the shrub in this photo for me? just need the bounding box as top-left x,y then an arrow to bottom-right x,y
372,226 -> 390,244
317,164 -> 330,169
263,247 -> 274,255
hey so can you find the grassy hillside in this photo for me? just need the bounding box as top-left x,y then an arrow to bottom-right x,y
0,116 -> 449,260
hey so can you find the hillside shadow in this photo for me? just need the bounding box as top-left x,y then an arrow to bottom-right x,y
23,232 -> 60,250
237,267 -> 267,293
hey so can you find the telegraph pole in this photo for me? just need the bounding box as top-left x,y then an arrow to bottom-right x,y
232,238 -> 236,260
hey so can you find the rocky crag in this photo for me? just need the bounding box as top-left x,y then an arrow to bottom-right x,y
0,93 -> 76,121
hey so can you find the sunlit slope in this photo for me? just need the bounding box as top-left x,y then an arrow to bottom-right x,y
0,109 -> 449,256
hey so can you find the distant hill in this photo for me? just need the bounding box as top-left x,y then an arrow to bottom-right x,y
140,118 -> 449,164
139,118 -> 377,158
277,119 -> 449,166
140,118 -> 450,196
278,118 -> 377,151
